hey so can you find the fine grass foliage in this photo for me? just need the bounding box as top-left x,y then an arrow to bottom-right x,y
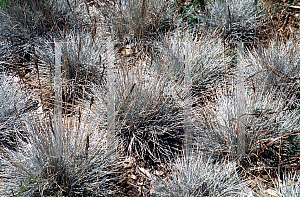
150,154 -> 247,196
1,0 -> 300,195
193,46 -> 300,157
92,0 -> 175,40
257,172 -> 300,197
113,40 -> 184,164
197,0 -> 266,42
0,98 -> 119,196
245,37 -> 300,86
0,73 -> 32,150
158,29 -> 231,107
0,0 -> 94,77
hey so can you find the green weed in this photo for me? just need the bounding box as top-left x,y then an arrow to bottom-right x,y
11,176 -> 38,197
0,0 -> 7,9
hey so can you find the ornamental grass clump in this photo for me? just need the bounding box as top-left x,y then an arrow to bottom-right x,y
193,38 -> 300,160
257,172 -> 300,197
7,32 -> 107,113
150,154 -> 247,196
158,29 -> 231,107
242,37 -> 300,163
0,0 -> 94,78
113,43 -> 184,165
196,0 -> 266,42
113,28 -> 231,164
0,72 -> 35,151
194,84 -> 300,156
93,0 -> 175,41
245,37 -> 300,88
59,33 -> 106,86
0,0 -> 90,40
128,29 -> 231,159
0,97 -> 119,196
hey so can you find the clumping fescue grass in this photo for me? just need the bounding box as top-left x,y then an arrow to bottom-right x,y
241,37 -> 300,164
0,97 -> 120,196
112,28 -> 232,165
160,29 -> 231,83
192,36 -> 300,160
245,36 -> 300,87
194,74 -> 300,158
60,33 -> 106,86
8,31 -> 108,113
0,0 -> 90,39
157,28 -> 231,109
92,0 -> 176,41
256,172 -> 300,196
0,73 -> 33,151
0,0 -> 94,78
113,40 -> 185,165
149,153 -> 248,196
195,0 -> 267,42
156,28 -> 233,155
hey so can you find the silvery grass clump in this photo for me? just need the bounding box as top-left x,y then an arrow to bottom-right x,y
59,33 -> 106,86
0,0 -> 93,75
193,78 -> 300,156
193,88 -> 236,155
195,0 -> 266,42
238,37 -> 300,160
0,72 -> 36,150
157,29 -> 231,106
112,29 -> 230,164
14,32 -> 107,112
0,0 -> 90,40
33,32 -> 106,84
150,154 -> 248,196
245,37 -> 300,88
93,0 -> 175,40
0,93 -> 119,196
113,45 -> 185,165
0,73 -> 27,122
257,172 -> 300,197
192,40 -> 300,157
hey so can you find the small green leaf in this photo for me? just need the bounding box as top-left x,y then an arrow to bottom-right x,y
11,189 -> 15,197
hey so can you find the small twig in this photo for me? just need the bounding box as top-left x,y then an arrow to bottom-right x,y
278,138 -> 282,177
257,130 -> 300,162
228,5 -> 232,31
279,13 -> 291,32
266,61 -> 300,81
85,134 -> 89,159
